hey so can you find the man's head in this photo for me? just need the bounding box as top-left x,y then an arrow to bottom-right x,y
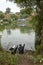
19,44 -> 22,47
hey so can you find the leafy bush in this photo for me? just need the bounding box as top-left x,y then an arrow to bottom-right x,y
0,51 -> 19,65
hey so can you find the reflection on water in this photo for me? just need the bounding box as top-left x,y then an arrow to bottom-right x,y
0,28 -> 35,51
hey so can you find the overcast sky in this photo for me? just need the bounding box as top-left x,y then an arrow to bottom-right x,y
0,0 -> 20,13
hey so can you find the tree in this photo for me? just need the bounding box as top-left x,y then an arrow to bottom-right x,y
20,8 -> 33,15
0,11 -> 4,20
10,14 -> 18,20
5,7 -> 11,13
9,0 -> 43,53
20,8 -> 33,18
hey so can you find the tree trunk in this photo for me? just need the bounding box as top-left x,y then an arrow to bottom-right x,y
40,12 -> 43,53
35,0 -> 43,54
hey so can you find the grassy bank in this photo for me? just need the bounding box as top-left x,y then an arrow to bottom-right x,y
0,49 -> 19,65
0,48 -> 43,65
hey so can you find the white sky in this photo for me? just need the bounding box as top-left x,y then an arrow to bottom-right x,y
0,0 -> 20,13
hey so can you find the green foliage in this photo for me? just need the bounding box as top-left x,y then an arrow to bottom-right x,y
9,0 -> 36,8
20,8 -> 33,15
11,14 -> 18,20
29,15 -> 39,30
15,16 -> 18,20
33,55 -> 43,63
0,43 -> 1,48
10,14 -> 15,20
0,11 -> 4,20
0,51 -> 19,65
20,8 -> 33,18
20,14 -> 28,19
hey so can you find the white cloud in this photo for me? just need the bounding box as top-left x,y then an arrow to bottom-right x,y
0,0 -> 20,13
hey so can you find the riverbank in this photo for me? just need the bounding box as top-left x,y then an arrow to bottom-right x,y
18,52 -> 43,65
0,49 -> 43,65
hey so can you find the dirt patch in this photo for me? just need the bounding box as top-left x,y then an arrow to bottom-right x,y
18,53 -> 43,65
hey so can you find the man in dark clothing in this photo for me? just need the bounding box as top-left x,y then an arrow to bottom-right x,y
9,45 -> 18,54
18,44 -> 25,54
22,44 -> 25,54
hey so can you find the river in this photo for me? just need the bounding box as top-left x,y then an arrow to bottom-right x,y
0,28 -> 35,51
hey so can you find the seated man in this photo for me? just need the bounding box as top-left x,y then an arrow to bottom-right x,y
22,44 -> 25,54
9,45 -> 18,54
18,44 -> 25,54
9,45 -> 15,51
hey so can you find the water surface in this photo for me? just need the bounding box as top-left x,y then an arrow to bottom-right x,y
0,28 -> 35,51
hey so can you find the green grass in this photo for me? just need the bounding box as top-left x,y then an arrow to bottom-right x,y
0,50 -> 19,65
